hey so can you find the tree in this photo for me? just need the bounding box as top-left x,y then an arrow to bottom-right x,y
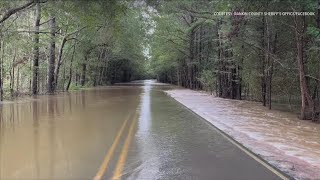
47,14 -> 56,94
0,0 -> 147,98
148,0 -> 320,121
32,0 -> 40,95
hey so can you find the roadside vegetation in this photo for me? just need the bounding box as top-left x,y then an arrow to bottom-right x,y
0,0 -> 148,99
148,0 -> 320,121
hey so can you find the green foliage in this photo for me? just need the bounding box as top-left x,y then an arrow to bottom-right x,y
148,0 -> 320,114
0,0 -> 150,99
199,70 -> 216,94
68,84 -> 81,91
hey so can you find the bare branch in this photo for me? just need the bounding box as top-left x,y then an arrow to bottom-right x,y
65,26 -> 87,39
9,30 -> 62,35
305,75 -> 320,82
39,17 -> 55,26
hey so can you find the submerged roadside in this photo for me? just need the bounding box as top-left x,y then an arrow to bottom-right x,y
166,89 -> 320,180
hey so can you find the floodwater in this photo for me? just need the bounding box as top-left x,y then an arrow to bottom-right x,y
167,89 -> 320,179
0,80 -> 281,179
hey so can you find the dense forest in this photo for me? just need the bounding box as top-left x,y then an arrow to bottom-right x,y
1,0 -> 320,121
0,0 -> 148,98
148,0 -> 320,121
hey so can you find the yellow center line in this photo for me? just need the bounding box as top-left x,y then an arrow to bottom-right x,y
112,111 -> 139,180
93,113 -> 132,180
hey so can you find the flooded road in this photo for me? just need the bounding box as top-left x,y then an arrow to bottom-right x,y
167,89 -> 320,179
0,80 -> 282,179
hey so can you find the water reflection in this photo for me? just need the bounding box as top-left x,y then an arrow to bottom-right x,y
0,86 -> 142,179
0,81 -> 283,179
123,81 -> 281,180
48,99 -> 56,178
138,80 -> 152,134
32,100 -> 39,179
122,80 -> 162,179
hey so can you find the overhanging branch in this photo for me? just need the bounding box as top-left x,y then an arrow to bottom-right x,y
0,1 -> 35,24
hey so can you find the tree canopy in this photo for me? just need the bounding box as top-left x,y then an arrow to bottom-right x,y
0,0 -> 148,99
148,0 -> 320,120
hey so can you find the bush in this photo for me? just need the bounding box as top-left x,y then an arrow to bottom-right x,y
68,84 -> 81,91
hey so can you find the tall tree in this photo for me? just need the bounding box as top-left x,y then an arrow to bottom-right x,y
47,14 -> 56,94
32,0 -> 40,95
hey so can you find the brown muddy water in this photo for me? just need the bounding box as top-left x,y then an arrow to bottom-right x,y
0,80 -> 281,179
167,89 -> 320,179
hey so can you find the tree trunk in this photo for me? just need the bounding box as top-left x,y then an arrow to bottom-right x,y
47,16 -> 56,94
317,0 -> 320,111
188,15 -> 195,89
75,73 -> 79,86
265,16 -> 273,110
80,56 -> 87,86
66,43 -> 76,91
268,32 -> 277,110
99,51 -> 108,85
0,37 -> 3,101
32,0 -> 40,95
261,15 -> 267,106
62,63 -> 65,91
295,15 -> 314,119
16,66 -> 20,92
10,48 -> 16,97
55,36 -> 67,88
0,40 -> 3,101
216,21 -> 223,97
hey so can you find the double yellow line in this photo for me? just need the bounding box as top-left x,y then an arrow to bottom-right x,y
94,111 -> 139,180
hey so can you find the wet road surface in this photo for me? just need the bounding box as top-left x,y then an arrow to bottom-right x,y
0,80 -> 283,179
